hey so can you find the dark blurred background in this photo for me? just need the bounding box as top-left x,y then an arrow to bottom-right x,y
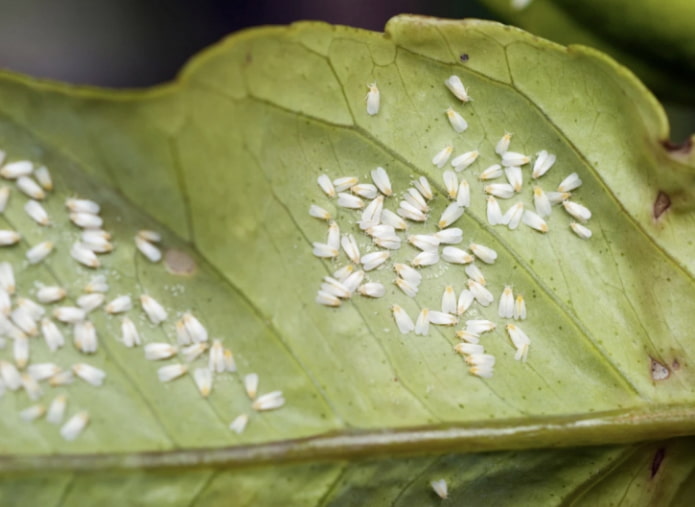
0,0 -> 691,140
0,0 -> 491,88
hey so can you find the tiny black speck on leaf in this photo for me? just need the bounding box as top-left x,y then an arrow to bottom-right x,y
460,54 -> 469,62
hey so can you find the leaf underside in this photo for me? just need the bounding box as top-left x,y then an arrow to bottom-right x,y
0,14 -> 694,504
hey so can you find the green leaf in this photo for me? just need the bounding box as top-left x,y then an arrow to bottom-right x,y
1,438 -> 694,505
1,13 -> 695,498
480,0 -> 695,103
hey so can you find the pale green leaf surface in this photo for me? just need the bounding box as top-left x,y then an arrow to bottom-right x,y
0,15 -> 694,474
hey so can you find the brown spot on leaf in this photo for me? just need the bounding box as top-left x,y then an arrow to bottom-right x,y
651,447 -> 665,478
662,137 -> 692,155
672,359 -> 681,370
164,249 -> 197,276
653,191 -> 671,220
650,357 -> 670,381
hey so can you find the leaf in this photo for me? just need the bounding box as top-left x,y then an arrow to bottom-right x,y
480,0 -> 695,104
1,438 -> 694,505
0,13 -> 695,495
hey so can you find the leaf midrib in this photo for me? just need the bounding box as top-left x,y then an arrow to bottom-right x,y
3,405 -> 695,471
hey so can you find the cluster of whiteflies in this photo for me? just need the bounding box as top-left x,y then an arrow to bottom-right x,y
0,154 -> 165,265
309,73 -> 597,378
366,75 -> 593,238
310,165 -> 532,378
1,154 -> 282,440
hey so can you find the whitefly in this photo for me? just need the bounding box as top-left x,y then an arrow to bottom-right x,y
532,150 -> 556,179
72,363 -> 106,386
34,166 -> 53,191
465,264 -> 486,285
105,295 -> 132,314
24,200 -> 50,225
441,286 -> 457,314
487,196 -> 503,226
435,227 -> 463,244
135,236 -> 162,262
361,251 -> 390,271
391,305 -> 414,334
395,277 -> 419,298
456,180 -> 470,207
244,372 -> 259,399
0,160 -> 33,179
522,210 -> 548,233
359,195 -> 384,230
533,187 -> 552,217
442,170 -> 458,200
157,363 -> 188,383
501,151 -> 530,167
558,172 -> 582,193
0,230 -> 21,246
140,294 -> 168,324
26,241 -> 54,264
503,202 -> 524,230
70,242 -> 100,268
66,198 -> 100,214
358,282 -> 385,298
498,286 -> 514,319
252,391 -> 285,412
446,107 -> 468,133
404,187 -> 429,212
70,212 -> 103,229
397,200 -> 427,222
495,132 -> 512,155
340,234 -> 360,264
479,164 -> 503,181
438,203 -> 464,229
370,167 -> 392,197
457,289 -> 475,315
333,176 -> 358,193
77,293 -> 104,312
444,75 -> 471,102
317,174 -> 336,198
351,183 -> 378,200
562,200 -> 592,222
337,192 -> 364,210
16,176 -> 45,200
570,221 -> 592,239
394,263 -> 422,286
451,150 -> 479,172
485,183 -> 515,199
37,286 -> 67,304
53,306 -> 87,324
366,82 -> 380,116
60,412 -> 89,441
0,186 -> 9,212
432,145 -> 453,169
441,246 -> 474,265
411,251 -> 439,267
